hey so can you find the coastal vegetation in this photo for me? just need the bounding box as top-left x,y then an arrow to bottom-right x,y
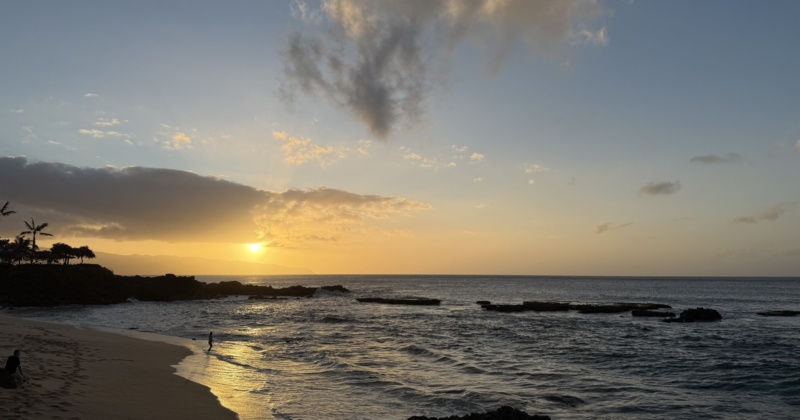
0,201 -> 96,266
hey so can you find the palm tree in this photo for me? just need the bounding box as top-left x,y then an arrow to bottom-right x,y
20,217 -> 53,252
11,236 -> 31,266
0,201 -> 14,217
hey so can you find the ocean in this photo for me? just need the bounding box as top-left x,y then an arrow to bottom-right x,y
10,275 -> 800,419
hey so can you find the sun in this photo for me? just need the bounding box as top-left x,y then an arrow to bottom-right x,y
247,243 -> 261,253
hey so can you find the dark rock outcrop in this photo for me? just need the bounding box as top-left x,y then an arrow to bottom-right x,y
408,406 -> 550,420
357,297 -> 440,305
631,309 -> 676,318
476,300 -> 491,305
522,301 -> 570,311
756,310 -> 800,317
481,304 -> 528,313
664,307 -> 722,323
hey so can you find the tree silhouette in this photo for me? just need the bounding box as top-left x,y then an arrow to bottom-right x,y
20,217 -> 53,252
76,245 -> 96,264
10,236 -> 31,265
51,242 -> 76,265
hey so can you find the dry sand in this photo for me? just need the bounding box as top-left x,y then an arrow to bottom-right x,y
0,314 -> 237,419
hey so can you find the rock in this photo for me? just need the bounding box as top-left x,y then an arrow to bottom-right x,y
320,285 -> 350,293
248,295 -> 288,300
522,301 -> 570,311
408,406 -> 550,420
664,307 -> 722,323
756,310 -> 800,317
631,309 -> 675,318
357,297 -> 441,305
476,300 -> 491,305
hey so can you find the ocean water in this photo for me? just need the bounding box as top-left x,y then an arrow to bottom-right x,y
10,275 -> 800,419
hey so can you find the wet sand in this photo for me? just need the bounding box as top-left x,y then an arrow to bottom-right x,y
0,314 -> 237,419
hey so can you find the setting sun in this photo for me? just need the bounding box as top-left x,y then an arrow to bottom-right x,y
247,243 -> 261,253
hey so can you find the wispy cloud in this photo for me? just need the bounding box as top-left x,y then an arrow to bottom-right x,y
690,153 -> 743,164
273,130 -> 345,167
595,221 -> 633,234
9,109 -> 23,113
95,118 -> 121,127
638,181 -> 681,196
84,92 -> 98,98
78,129 -> 128,139
730,203 -> 796,225
0,157 -> 430,246
281,0 -> 607,137
524,164 -> 549,174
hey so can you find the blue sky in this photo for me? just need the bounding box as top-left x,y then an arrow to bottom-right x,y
1,0 -> 798,275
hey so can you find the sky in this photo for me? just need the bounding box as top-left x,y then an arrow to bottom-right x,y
1,0 -> 799,276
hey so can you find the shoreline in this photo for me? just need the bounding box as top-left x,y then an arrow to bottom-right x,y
0,313 -> 237,419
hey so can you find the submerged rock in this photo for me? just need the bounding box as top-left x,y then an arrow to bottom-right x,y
357,297 -> 441,305
664,307 -> 722,323
408,406 -> 550,420
481,304 -> 527,312
476,300 -> 491,305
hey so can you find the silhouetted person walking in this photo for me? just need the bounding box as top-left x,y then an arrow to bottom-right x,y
208,332 -> 213,351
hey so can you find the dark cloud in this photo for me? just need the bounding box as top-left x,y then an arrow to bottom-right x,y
730,203 -> 795,225
282,0 -> 606,138
689,153 -> 743,164
638,181 -> 681,196
0,157 -> 429,244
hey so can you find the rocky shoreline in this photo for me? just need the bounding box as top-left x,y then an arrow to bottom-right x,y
0,264 -> 349,306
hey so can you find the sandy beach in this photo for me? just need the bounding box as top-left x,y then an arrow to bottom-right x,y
0,313 -> 237,420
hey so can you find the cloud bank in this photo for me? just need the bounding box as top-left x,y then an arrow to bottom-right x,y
638,181 -> 681,196
0,157 -> 429,245
282,0 -> 606,138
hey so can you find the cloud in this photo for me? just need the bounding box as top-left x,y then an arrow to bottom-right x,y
638,181 -> 681,196
0,157 -> 429,246
690,153 -> 743,164
282,0 -> 607,138
163,132 -> 192,150
78,129 -> 127,138
524,164 -> 549,174
84,93 -> 98,98
796,139 -> 800,151
95,118 -> 121,127
9,109 -> 24,113
254,187 -> 430,245
730,203 -> 796,225
595,221 -> 633,234
469,153 -> 485,163
272,130 -> 345,166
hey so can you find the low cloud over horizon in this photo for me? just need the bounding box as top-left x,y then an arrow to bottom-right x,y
0,157 -> 429,246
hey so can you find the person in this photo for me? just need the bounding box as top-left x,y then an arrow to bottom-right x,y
208,332 -> 213,351
5,350 -> 26,387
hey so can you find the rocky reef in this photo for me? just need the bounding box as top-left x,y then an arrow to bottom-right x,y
0,264 -> 349,307
664,307 -> 722,323
481,301 -> 670,314
357,297 -> 441,305
408,406 -> 550,420
756,310 -> 800,317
